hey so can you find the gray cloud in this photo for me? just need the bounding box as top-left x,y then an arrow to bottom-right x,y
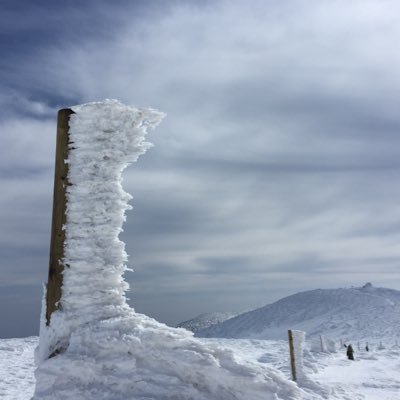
2,0 -> 400,335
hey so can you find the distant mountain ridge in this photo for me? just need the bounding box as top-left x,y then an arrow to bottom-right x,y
196,283 -> 400,342
177,311 -> 238,333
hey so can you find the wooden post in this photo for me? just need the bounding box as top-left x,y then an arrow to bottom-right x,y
288,329 -> 296,381
45,109 -> 74,325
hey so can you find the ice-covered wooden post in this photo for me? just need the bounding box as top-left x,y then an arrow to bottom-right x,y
288,329 -> 305,383
288,330 -> 297,381
46,108 -> 74,326
38,100 -> 165,361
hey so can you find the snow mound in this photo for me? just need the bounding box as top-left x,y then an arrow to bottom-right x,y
33,100 -> 305,400
177,311 -> 238,333
35,313 -> 304,400
197,284 -> 400,342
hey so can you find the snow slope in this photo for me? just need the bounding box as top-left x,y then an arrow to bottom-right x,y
198,283 -> 400,342
177,311 -> 238,332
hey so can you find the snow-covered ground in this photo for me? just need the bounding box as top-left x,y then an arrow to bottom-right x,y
0,337 -> 36,400
2,336 -> 399,400
310,345 -> 400,400
202,338 -> 399,399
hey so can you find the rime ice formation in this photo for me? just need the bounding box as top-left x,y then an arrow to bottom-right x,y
33,100 -> 305,400
36,100 -> 164,363
292,330 -> 305,383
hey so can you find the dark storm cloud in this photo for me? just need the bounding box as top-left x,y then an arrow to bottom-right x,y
2,0 -> 400,336
0,0 -> 173,115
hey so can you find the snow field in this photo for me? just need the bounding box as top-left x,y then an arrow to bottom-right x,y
0,337 -> 37,400
309,345 -> 400,399
3,336 -> 400,399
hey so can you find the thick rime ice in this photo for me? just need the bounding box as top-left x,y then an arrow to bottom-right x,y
292,330 -> 305,383
35,100 -> 164,363
309,336 -> 336,354
33,100 -> 305,400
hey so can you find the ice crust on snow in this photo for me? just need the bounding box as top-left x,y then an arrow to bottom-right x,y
33,100 -> 305,400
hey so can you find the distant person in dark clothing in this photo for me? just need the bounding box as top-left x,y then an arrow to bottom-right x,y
346,344 -> 354,360
365,344 -> 369,352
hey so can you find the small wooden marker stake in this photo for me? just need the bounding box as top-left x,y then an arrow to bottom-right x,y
288,329 -> 297,381
45,108 -> 74,325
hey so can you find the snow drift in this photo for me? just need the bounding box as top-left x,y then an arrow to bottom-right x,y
33,100 -> 306,400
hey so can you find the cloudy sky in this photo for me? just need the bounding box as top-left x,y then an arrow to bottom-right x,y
2,0 -> 400,337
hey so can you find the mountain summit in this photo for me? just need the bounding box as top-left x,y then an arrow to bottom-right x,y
197,284 -> 400,342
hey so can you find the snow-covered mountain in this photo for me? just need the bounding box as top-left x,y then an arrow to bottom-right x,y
177,311 -> 238,332
197,283 -> 400,342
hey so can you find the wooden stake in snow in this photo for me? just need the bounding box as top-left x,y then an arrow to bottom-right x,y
288,330 -> 297,381
45,108 -> 74,325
